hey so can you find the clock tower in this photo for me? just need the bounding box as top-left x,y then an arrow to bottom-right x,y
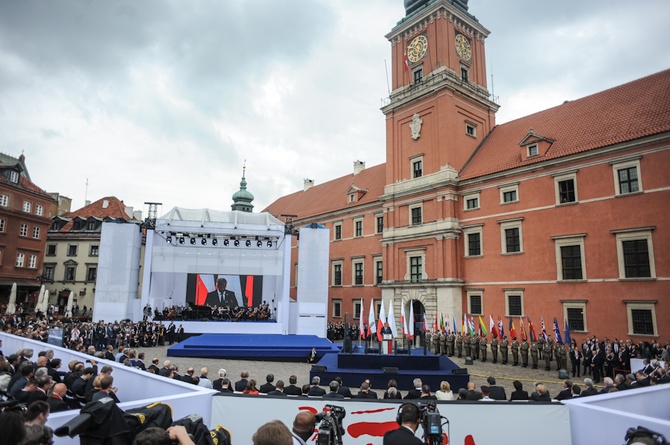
380,0 -> 499,333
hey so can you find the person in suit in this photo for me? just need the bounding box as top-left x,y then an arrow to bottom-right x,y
307,376 -> 326,396
335,377 -> 353,398
580,378 -> 599,396
259,374 -> 275,393
46,383 -> 69,413
383,403 -> 424,445
404,378 -> 422,399
148,358 -> 160,375
555,379 -> 573,401
509,380 -> 529,401
354,381 -> 377,399
267,380 -> 287,397
213,369 -> 228,391
529,383 -> 551,401
284,375 -> 302,396
465,381 -> 482,400
205,278 -> 240,308
234,371 -> 250,392
486,376 -> 507,400
323,381 -> 345,399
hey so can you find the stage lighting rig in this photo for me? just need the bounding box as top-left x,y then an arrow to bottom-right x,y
212,238 -> 218,246
179,237 -> 185,245
190,237 -> 196,245
166,235 -> 172,244
234,239 -> 240,247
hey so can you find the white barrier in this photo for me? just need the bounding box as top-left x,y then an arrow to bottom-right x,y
1,333 -> 216,445
211,394 -> 572,445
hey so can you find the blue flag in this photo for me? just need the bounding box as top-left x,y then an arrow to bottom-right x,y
553,317 -> 563,344
563,319 -> 571,345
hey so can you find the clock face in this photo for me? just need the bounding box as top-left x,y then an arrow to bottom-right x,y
407,35 -> 428,63
455,33 -> 471,61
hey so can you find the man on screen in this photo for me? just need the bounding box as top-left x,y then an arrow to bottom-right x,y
205,278 -> 240,308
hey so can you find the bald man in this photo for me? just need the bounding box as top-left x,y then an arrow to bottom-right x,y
47,383 -> 70,413
292,410 -> 316,445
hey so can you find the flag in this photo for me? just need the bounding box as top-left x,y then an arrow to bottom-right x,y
434,313 -> 439,333
367,300 -> 376,338
528,317 -> 537,343
509,318 -> 517,339
553,317 -> 563,344
469,316 -> 475,336
564,319 -> 571,346
377,300 -> 386,342
520,317 -> 527,341
452,315 -> 457,335
195,274 -> 214,306
440,313 -> 445,332
445,315 -> 449,334
408,303 -> 415,341
422,313 -> 429,333
387,298 -> 398,338
490,315 -> 499,339
498,317 -> 505,338
359,299 -> 365,340
403,50 -> 409,71
400,301 -> 408,338
478,315 -> 488,336
462,313 -> 467,334
541,317 -> 548,341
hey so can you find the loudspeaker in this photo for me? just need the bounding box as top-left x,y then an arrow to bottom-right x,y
452,368 -> 468,375
464,356 -> 474,365
342,337 -> 352,354
366,348 -> 380,354
311,365 -> 327,372
558,368 -> 569,379
396,348 -> 409,355
383,367 -> 398,374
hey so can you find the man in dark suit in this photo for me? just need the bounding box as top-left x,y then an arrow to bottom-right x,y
404,378 -> 422,399
284,375 -> 302,396
46,383 -> 69,413
307,376 -> 326,396
555,379 -> 573,401
465,382 -> 482,400
234,371 -> 250,392
147,358 -> 160,375
486,376 -> 507,400
335,377 -> 353,398
204,278 -> 239,308
354,381 -> 377,399
259,374 -> 275,394
383,403 -> 423,445
267,380 -> 287,397
323,381 -> 345,399
580,378 -> 598,397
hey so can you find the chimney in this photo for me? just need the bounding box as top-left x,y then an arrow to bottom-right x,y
304,179 -> 314,192
125,206 -> 134,218
85,200 -> 91,207
353,160 -> 365,176
102,199 -> 109,208
133,210 -> 142,220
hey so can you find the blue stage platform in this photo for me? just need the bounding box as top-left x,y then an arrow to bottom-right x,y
167,333 -> 340,360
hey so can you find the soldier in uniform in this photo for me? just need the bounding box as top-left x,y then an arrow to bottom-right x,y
500,336 -> 509,364
464,334 -> 472,358
439,331 -> 446,355
446,331 -> 455,357
471,334 -> 480,360
520,338 -> 530,368
455,333 -> 463,358
546,337 -> 555,362
559,344 -> 568,371
479,335 -> 488,362
425,331 -> 432,352
537,336 -> 545,360
511,337 -> 520,366
490,336 -> 499,363
543,342 -> 553,371
433,331 -> 440,354
530,341 -> 539,369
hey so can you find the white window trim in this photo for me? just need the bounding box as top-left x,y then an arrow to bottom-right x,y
35,204 -> 44,216
499,184 -> 519,204
612,159 -> 642,195
527,144 -> 539,157
0,195 -> 8,206
563,301 -> 588,333
352,258 -> 365,286
463,192 -> 480,211
465,122 -> 477,138
32,226 -> 41,239
23,201 -> 31,213
28,254 -> 37,269
375,215 -> 384,234
333,222 -> 342,241
499,219 -> 523,254
462,224 -> 484,258
353,218 -> 364,238
332,299 -> 342,318
16,252 -> 25,267
409,202 -> 423,226
467,290 -> 483,316
374,256 -> 383,285
404,248 -> 427,282
553,234 -> 587,281
410,155 -> 424,179
504,289 -> 524,317
554,172 -> 579,205
9,171 -> 19,183
626,301 -> 658,337
332,260 -> 343,286
353,300 -> 362,320
614,228 -> 656,279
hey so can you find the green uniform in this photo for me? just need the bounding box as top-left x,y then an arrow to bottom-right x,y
530,342 -> 539,369
500,338 -> 509,364
479,336 -> 488,362
511,339 -> 520,366
490,338 -> 499,363
455,334 -> 463,357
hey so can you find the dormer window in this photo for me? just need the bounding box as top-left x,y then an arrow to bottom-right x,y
528,144 -> 539,157
87,220 -> 97,230
349,194 -> 355,203
9,171 -> 19,183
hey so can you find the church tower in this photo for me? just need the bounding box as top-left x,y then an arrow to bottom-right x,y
380,0 -> 498,330
231,165 -> 254,213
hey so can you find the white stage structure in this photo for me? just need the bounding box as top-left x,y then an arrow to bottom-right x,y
295,224 -> 329,337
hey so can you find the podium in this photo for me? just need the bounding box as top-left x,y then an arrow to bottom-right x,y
382,333 -> 393,354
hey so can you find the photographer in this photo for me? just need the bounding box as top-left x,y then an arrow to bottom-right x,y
133,425 -> 195,445
292,411 -> 316,445
384,404 -> 423,445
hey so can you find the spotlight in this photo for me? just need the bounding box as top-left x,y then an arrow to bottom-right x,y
212,238 -> 218,246
223,239 -> 229,246
190,237 -> 196,245
234,239 -> 240,247
166,236 -> 172,244
245,240 -> 251,247
257,240 -> 262,247
201,238 -> 207,245
267,240 -> 273,248
179,237 -> 185,245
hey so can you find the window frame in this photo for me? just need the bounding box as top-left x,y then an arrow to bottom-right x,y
332,299 -> 342,319
19,223 -> 28,237
0,218 -> 5,233
563,301 -> 587,333
32,226 -> 41,239
333,222 -> 342,241
43,264 -> 55,281
0,195 -> 7,207
504,290 -> 524,317
626,301 -> 657,337
462,224 -> 483,258
46,244 -> 57,256
612,159 -> 642,196
411,156 -> 423,179
374,257 -> 383,285
376,215 -> 384,234
613,228 -> 655,279
465,122 -> 477,138
90,245 -> 99,257
353,300 -> 362,320
68,244 -> 78,256
413,66 -> 423,84
354,218 -> 363,238
553,234 -> 586,281
352,259 -> 364,286
16,252 -> 25,268
405,249 -> 426,282
65,265 -> 76,281
463,192 -> 480,211
28,254 -> 37,269
460,66 -> 469,82
35,204 -> 44,216
467,291 -> 483,316
499,184 -> 519,204
499,218 -> 523,255
409,203 -> 423,226
554,172 -> 578,205
22,200 -> 31,213
9,171 -> 19,183
332,261 -> 343,287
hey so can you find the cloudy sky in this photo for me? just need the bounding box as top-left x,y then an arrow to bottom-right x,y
1,0 -> 669,218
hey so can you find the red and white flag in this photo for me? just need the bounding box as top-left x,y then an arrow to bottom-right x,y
359,299 -> 365,340
403,50 -> 410,71
387,298 -> 398,338
400,300 -> 408,338
367,299 -> 376,338
408,303 -> 415,341
377,300 -> 386,342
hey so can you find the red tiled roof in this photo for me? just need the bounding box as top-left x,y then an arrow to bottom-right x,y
59,196 -> 131,231
264,163 -> 386,220
460,69 -> 670,180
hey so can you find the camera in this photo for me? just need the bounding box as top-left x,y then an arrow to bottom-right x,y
416,402 -> 446,445
315,405 -> 346,445
0,400 -> 27,414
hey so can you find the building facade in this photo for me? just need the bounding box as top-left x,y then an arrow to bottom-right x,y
264,0 -> 670,342
0,153 -> 55,308
44,196 -> 142,312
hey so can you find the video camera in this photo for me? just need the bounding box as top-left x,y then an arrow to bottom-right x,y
416,402 -> 447,445
315,405 -> 346,445
0,400 -> 27,414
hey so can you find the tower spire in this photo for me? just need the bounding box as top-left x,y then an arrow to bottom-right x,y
231,161 -> 254,212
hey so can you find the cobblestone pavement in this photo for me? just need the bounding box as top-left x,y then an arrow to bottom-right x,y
134,342 -> 601,400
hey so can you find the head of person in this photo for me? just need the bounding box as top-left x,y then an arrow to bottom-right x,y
440,381 -> 451,392
218,369 -> 227,378
220,378 -> 230,388
253,420 -> 292,445
398,403 -> 421,430
25,401 -> 50,426
329,380 -> 339,393
133,426 -> 170,445
421,384 -> 431,396
536,384 -> 547,395
217,278 -> 227,291
412,378 -> 422,388
293,411 -> 316,442
571,385 -> 582,396
513,380 -> 523,391
311,376 -> 320,386
275,380 -> 285,391
301,384 -> 310,395
23,423 -> 53,445
289,375 -> 297,385
387,379 -> 398,389
487,376 -> 496,386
